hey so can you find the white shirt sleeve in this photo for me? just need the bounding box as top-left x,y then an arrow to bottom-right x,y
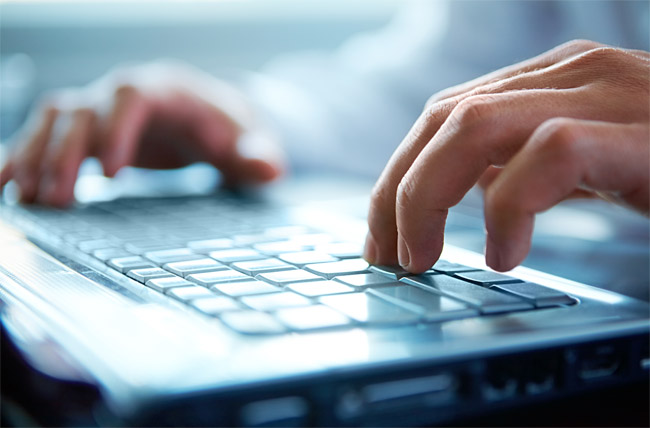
241,0 -> 649,178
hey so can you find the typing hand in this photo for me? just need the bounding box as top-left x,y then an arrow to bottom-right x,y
0,61 -> 285,207
364,40 -> 650,273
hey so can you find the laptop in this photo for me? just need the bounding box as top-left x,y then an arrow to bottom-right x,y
0,169 -> 648,426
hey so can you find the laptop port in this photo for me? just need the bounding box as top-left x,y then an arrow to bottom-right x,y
481,361 -> 520,401
523,354 -> 560,395
336,372 -> 460,420
577,344 -> 622,381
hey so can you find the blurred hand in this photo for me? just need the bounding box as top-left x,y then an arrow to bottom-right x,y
364,40 -> 650,273
0,61 -> 285,206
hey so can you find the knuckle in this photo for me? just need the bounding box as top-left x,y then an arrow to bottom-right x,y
565,39 -> 603,52
533,118 -> 582,161
451,95 -> 498,129
114,83 -> 139,100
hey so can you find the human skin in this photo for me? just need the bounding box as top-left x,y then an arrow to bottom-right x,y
1,40 -> 648,274
363,40 -> 650,273
0,61 -> 285,207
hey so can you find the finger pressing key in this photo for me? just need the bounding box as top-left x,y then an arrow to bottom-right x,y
37,108 -> 95,206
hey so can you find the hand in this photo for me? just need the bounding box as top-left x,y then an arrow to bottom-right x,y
0,61 -> 285,206
364,39 -> 650,273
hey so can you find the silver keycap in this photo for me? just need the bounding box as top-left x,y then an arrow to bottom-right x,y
146,277 -> 194,292
164,258 -> 227,277
93,248 -> 133,262
220,311 -> 286,335
288,280 -> 355,297
304,259 -> 370,279
334,273 -> 399,289
257,269 -> 322,286
209,249 -> 266,263
212,280 -> 280,297
231,258 -> 295,275
107,256 -> 155,273
320,293 -> 420,325
402,275 -> 533,314
369,265 -> 413,280
187,269 -> 250,286
275,305 -> 351,331
368,285 -> 478,322
127,267 -> 174,283
187,238 -> 234,253
144,248 -> 201,265
190,296 -> 241,315
241,292 -> 312,311
254,241 -> 311,256
278,251 -> 338,267
167,286 -> 215,301
315,242 -> 363,259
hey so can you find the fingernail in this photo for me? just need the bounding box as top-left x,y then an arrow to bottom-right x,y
397,234 -> 410,269
485,236 -> 503,271
363,233 -> 377,264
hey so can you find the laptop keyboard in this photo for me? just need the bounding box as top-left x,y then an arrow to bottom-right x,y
15,196 -> 577,335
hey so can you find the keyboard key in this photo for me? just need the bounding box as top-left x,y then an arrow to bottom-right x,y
402,275 -> 533,314
144,248 -> 201,265
231,258 -> 295,275
430,260 -> 480,274
316,242 -> 363,259
78,239 -> 117,253
146,276 -> 194,292
125,242 -> 178,254
320,293 -> 420,326
288,280 -> 355,297
209,249 -> 266,263
278,251 -> 338,267
220,311 -> 287,335
187,238 -> 234,253
233,233 -> 283,246
304,259 -> 370,279
276,305 -> 351,331
263,225 -> 310,238
289,233 -> 333,246
164,258 -> 227,277
107,256 -> 155,273
241,292 -> 312,311
369,265 -> 413,280
93,248 -> 133,262
490,282 -> 576,307
212,280 -> 280,297
126,267 -> 174,283
257,270 -> 322,286
190,296 -> 241,315
167,286 -> 214,301
334,273 -> 399,289
187,269 -> 250,286
254,241 -> 311,256
368,285 -> 478,322
455,270 -> 522,285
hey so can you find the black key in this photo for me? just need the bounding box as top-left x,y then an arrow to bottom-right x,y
490,282 -> 577,307
455,270 -> 522,285
402,275 -> 533,314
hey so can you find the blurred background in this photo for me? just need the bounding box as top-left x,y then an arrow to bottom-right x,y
0,0 -> 402,140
